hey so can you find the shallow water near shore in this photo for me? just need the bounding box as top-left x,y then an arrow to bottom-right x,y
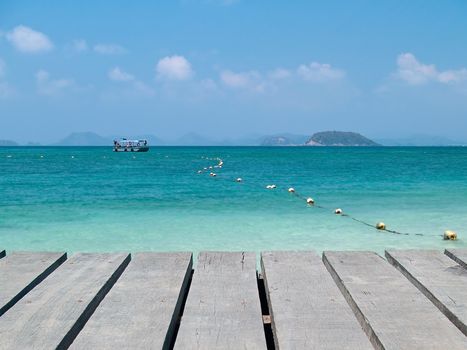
1,146 -> 466,256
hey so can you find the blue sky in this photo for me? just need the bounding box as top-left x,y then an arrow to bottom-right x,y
1,0 -> 467,143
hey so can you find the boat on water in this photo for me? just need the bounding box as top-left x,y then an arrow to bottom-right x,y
113,138 -> 149,152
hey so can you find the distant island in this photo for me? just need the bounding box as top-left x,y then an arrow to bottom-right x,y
0,140 -> 18,146
56,132 -> 110,146
260,134 -> 309,146
1,131 -> 466,147
260,131 -> 379,146
305,131 -> 380,146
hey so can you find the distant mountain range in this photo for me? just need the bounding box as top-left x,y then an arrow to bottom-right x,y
260,134 -> 309,146
0,139 -> 19,146
56,132 -> 110,146
1,131 -> 466,146
305,131 -> 380,146
374,135 -> 467,146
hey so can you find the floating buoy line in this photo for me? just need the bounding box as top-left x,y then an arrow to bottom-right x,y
196,157 -> 459,241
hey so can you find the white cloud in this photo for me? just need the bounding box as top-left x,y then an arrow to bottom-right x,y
219,61 -> 344,93
221,70 -> 251,88
438,69 -> 467,83
108,66 -> 154,96
6,25 -> 53,53
35,69 -> 74,95
156,55 -> 193,80
268,68 -> 291,80
396,53 -> 467,85
220,70 -> 263,90
132,81 -> 155,96
108,67 -> 134,82
93,44 -> 126,55
297,62 -> 345,82
72,39 -> 88,53
0,58 -> 5,78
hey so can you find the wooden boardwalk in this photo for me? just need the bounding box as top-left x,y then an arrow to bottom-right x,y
0,249 -> 466,349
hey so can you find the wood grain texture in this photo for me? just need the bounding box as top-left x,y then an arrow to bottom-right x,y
0,253 -> 130,350
70,252 -> 192,350
261,251 -> 372,350
386,249 -> 467,336
0,251 -> 66,317
175,251 -> 266,350
445,248 -> 467,269
323,251 -> 467,350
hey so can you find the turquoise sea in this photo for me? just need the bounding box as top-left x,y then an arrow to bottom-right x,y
1,146 -> 466,255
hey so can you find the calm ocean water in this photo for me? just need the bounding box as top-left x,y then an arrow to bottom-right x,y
1,146 -> 466,255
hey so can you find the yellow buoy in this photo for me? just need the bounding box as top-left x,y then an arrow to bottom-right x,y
444,230 -> 458,240
335,208 -> 343,215
288,187 -> 295,193
376,222 -> 386,230
306,198 -> 314,205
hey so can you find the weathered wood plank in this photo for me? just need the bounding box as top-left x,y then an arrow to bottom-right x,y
445,248 -> 467,269
261,251 -> 372,349
323,251 -> 467,350
386,249 -> 467,336
0,251 -> 67,317
0,253 -> 130,350
175,252 -> 266,350
0,249 -> 5,259
70,252 -> 193,349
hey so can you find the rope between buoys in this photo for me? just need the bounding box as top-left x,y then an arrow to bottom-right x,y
195,156 -> 447,239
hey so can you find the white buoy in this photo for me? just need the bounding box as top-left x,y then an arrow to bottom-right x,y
444,230 -> 458,240
288,187 -> 295,193
306,198 -> 314,205
40,155 -> 44,158
210,172 -> 217,177
71,156 -> 75,159
236,178 -> 243,182
197,170 -> 202,174
6,155 -> 12,158
376,222 -> 386,230
209,166 -> 213,169
335,208 -> 343,215
271,185 -> 276,189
